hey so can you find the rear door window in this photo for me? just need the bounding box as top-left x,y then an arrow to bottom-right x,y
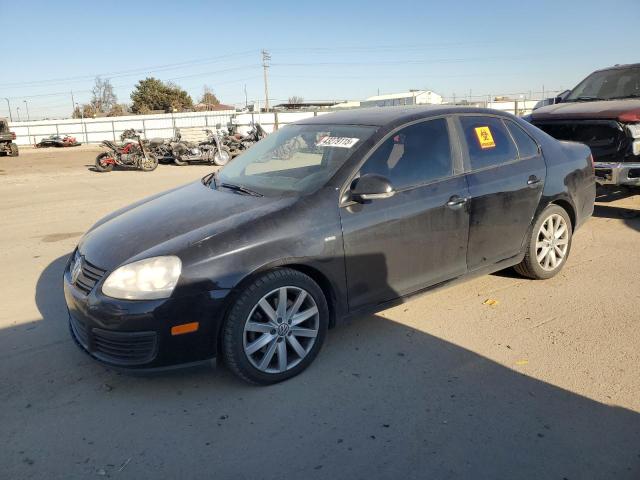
459,116 -> 518,170
505,120 -> 539,159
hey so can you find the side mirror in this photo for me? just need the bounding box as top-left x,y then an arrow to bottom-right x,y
351,174 -> 395,203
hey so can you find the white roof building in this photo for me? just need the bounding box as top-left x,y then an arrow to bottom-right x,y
360,90 -> 443,108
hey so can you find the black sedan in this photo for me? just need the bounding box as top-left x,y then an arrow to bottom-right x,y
64,106 -> 596,384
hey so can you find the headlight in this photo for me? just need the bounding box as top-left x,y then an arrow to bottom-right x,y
102,256 -> 182,300
627,123 -> 640,138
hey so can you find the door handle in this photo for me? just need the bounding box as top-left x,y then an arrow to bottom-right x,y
527,175 -> 541,186
446,195 -> 468,208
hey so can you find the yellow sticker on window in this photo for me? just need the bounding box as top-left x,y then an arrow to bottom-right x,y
474,126 -> 496,149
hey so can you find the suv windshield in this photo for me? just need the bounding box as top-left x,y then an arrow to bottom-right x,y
215,124 -> 377,196
0,120 -> 8,133
566,66 -> 640,101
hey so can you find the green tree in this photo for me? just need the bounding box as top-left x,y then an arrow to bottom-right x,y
130,77 -> 194,113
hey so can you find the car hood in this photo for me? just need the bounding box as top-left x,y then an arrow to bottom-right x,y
78,180 -> 295,270
531,99 -> 640,121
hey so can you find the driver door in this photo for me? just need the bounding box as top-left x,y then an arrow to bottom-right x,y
339,117 -> 470,311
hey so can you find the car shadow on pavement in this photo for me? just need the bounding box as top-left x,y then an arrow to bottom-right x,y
593,204 -> 640,233
1,253 -> 638,479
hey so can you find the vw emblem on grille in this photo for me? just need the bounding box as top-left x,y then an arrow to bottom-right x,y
71,256 -> 83,285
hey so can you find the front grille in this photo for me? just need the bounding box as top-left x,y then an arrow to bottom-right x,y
72,255 -> 107,295
69,314 -> 158,366
534,120 -> 628,162
92,328 -> 157,365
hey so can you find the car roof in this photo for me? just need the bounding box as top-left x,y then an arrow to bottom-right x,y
293,105 -> 515,127
593,63 -> 640,73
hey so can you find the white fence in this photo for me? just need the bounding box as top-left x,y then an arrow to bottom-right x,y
8,102 -> 538,146
8,110 -> 332,146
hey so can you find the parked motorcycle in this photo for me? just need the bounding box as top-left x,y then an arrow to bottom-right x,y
224,122 -> 267,157
170,128 -> 231,166
95,129 -> 158,172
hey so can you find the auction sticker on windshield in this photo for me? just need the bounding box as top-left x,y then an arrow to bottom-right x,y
474,126 -> 496,149
316,136 -> 360,148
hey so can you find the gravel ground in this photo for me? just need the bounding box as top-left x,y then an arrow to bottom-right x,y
1,148 -> 639,479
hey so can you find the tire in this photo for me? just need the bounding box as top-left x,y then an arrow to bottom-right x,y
514,204 -> 573,280
222,268 -> 329,385
213,146 -> 231,166
94,152 -> 114,172
9,143 -> 19,156
141,153 -> 158,172
173,156 -> 189,166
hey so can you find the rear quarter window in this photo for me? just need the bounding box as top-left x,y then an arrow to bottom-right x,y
460,116 -> 518,170
505,120 -> 539,158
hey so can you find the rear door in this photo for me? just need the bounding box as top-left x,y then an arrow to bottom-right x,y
339,117 -> 470,310
456,115 -> 546,271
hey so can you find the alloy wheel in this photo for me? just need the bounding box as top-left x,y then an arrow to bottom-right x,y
243,286 -> 319,374
536,213 -> 569,271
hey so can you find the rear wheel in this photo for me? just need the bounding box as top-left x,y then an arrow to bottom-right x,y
9,143 -> 19,156
94,152 -> 114,172
213,146 -> 231,166
222,269 -> 329,385
514,204 -> 573,279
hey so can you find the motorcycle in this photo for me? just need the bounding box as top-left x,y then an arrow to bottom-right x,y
224,122 -> 267,157
170,127 -> 231,166
95,129 -> 158,172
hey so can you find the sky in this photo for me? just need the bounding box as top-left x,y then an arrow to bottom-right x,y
1,0 -> 639,120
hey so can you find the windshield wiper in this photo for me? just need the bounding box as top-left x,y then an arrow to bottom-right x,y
202,171 -> 217,187
220,182 -> 263,197
570,96 -> 601,102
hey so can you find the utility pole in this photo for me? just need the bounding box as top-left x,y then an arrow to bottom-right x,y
244,84 -> 248,109
261,49 -> 271,112
3,98 -> 12,121
71,90 -> 76,116
23,100 -> 30,121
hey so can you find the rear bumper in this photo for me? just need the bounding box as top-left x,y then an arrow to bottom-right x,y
594,162 -> 640,187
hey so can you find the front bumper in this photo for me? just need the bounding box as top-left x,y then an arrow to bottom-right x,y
64,263 -> 230,369
594,162 -> 640,187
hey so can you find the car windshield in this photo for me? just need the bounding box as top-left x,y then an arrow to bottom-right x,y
215,124 -> 377,196
565,66 -> 640,101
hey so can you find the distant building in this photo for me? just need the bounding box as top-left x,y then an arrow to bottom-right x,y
360,90 -> 442,108
273,100 -> 342,110
330,100 -> 362,109
193,103 -> 236,112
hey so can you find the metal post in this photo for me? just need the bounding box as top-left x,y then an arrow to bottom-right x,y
16,107 -> 21,122
274,111 -> 279,131
111,120 -> 116,141
3,98 -> 12,122
262,50 -> 271,112
23,100 -> 30,122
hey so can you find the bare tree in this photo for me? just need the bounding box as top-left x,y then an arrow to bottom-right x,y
91,77 -> 117,114
200,85 -> 220,106
288,96 -> 304,105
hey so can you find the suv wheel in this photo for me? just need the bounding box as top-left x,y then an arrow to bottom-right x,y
9,143 -> 19,156
222,268 -> 329,384
515,204 -> 573,280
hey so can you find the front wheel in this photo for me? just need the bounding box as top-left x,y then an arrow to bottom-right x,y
140,153 -> 158,171
213,146 -> 231,166
9,143 -> 19,156
514,204 -> 573,280
222,268 -> 329,385
95,152 -> 114,172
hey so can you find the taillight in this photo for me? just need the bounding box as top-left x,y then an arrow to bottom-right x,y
11,132 -> 16,140
619,110 -> 640,122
